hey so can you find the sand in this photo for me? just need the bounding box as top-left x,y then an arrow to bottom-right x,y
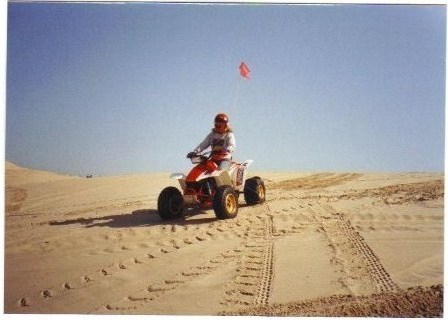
4,162 -> 444,316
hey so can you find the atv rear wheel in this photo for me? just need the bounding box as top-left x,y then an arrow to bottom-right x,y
244,177 -> 266,205
157,186 -> 184,220
213,185 -> 238,220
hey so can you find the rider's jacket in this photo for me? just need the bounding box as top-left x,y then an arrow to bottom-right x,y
194,129 -> 236,161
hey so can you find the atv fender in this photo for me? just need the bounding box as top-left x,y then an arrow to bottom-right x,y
241,159 -> 254,167
170,173 -> 186,191
170,173 -> 186,180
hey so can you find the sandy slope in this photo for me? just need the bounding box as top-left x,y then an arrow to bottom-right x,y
4,163 -> 444,316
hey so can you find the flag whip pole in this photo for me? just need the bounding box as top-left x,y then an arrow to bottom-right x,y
233,76 -> 242,115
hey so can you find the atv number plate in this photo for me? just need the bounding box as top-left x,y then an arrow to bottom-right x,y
236,167 -> 244,186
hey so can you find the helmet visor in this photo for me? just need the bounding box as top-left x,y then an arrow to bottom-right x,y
214,121 -> 227,132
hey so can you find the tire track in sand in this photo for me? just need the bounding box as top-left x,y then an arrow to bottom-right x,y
310,204 -> 399,294
222,202 -> 276,308
255,203 -> 275,306
101,202 -> 278,312
339,215 -> 399,292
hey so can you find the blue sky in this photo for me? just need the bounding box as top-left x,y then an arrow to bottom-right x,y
5,2 -> 446,176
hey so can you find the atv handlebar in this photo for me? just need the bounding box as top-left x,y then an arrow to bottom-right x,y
186,152 -> 210,164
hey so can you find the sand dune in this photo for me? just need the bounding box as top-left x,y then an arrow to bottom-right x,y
4,162 -> 444,316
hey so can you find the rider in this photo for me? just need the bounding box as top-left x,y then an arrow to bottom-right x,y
188,113 -> 236,170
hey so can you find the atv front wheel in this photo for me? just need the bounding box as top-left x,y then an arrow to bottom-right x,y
244,177 -> 266,205
157,186 -> 184,220
213,185 -> 238,220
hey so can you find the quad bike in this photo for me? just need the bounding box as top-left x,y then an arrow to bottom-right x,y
157,152 -> 266,220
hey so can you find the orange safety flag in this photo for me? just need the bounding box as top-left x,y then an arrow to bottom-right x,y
239,62 -> 250,79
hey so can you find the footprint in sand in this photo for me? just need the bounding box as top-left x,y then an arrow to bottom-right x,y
182,270 -> 202,277
160,248 -> 172,254
18,298 -> 29,307
133,257 -> 143,264
128,295 -> 152,302
165,279 -> 186,285
147,284 -> 170,293
41,289 -> 52,299
62,282 -> 73,290
197,235 -> 209,241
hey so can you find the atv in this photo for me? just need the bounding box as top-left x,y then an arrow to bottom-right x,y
157,152 -> 266,220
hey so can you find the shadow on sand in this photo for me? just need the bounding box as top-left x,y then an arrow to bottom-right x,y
48,208 -> 217,228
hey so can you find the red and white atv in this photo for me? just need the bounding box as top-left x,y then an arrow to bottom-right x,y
157,152 -> 266,220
